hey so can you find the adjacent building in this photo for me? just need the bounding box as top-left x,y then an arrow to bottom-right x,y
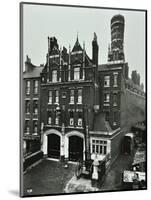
23,56 -> 44,170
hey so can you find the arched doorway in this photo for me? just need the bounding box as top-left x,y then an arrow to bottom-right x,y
47,134 -> 60,159
69,135 -> 83,161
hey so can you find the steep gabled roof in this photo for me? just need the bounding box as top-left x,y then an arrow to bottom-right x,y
72,37 -> 83,52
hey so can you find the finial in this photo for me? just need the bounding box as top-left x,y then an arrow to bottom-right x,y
76,31 -> 79,43
93,32 -> 97,41
69,44 -> 71,52
83,41 -> 85,50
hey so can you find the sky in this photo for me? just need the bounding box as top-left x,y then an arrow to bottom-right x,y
23,4 -> 146,86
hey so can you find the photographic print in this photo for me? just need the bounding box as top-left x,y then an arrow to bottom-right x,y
20,2 -> 147,197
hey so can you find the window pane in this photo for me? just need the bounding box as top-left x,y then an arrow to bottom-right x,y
92,144 -> 95,153
114,74 -> 118,86
48,91 -> 52,103
34,80 -> 38,94
55,117 -> 59,125
26,81 -> 30,94
74,67 -> 80,80
26,100 -> 30,113
100,145 -> 103,154
104,76 -> 110,87
55,90 -> 59,103
52,70 -> 57,82
70,111 -> 74,118
104,146 -> 107,154
104,93 -> 110,102
105,111 -> 109,121
33,101 -> 38,114
70,90 -> 74,103
78,89 -> 82,104
92,139 -> 95,144
48,117 -> 51,124
96,145 -> 99,153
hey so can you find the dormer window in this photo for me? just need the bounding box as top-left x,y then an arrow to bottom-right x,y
74,67 -> 80,80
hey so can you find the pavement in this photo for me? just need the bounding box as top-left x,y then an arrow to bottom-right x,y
100,153 -> 134,191
23,159 -> 76,196
64,176 -> 98,193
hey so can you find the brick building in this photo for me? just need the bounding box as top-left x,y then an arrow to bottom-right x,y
90,15 -> 145,165
22,14 -> 145,169
41,34 -> 99,162
23,56 -> 44,170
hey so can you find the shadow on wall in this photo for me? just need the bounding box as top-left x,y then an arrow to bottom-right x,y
121,89 -> 145,130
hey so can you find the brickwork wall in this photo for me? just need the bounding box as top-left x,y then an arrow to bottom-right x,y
120,89 -> 146,131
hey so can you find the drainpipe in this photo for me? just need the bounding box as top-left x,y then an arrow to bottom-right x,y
84,105 -> 91,162
60,105 -> 65,162
60,122 -> 65,162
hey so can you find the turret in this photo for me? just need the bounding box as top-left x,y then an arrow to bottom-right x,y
108,14 -> 125,62
48,36 -> 59,53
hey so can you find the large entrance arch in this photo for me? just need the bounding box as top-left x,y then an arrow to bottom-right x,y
47,134 -> 60,158
65,131 -> 85,161
69,136 -> 83,161
42,129 -> 62,159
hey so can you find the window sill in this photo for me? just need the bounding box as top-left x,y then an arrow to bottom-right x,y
54,102 -> 59,105
32,133 -> 38,136
104,85 -> 110,88
77,102 -> 82,105
75,126 -> 83,129
103,103 -> 110,107
48,102 -> 52,105
24,132 -> 30,135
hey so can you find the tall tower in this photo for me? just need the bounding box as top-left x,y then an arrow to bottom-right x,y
92,32 -> 99,66
108,14 -> 125,62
